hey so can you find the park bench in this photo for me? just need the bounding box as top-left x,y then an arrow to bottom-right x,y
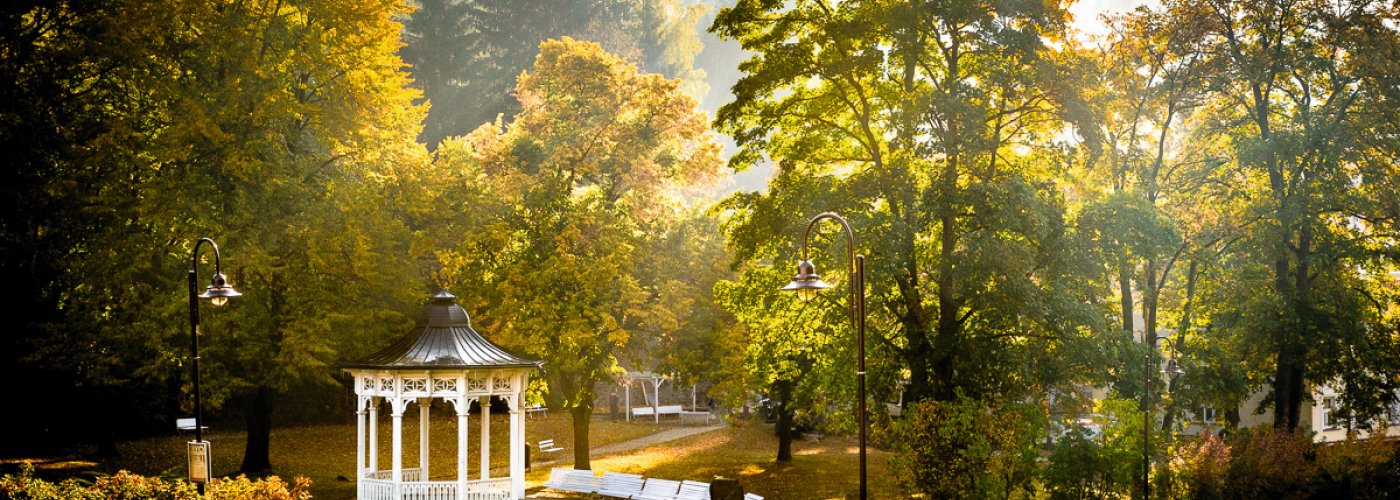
594,471 -> 645,498
175,418 -> 207,434
674,479 -> 711,500
679,409 -> 714,426
538,438 -> 564,454
744,494 -> 764,500
525,403 -> 548,419
632,404 -> 684,422
541,467 -> 598,494
630,478 -> 682,500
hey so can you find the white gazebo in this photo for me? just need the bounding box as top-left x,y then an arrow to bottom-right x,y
343,290 -> 541,500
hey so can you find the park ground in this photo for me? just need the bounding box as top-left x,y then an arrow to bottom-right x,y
1,412 -> 898,499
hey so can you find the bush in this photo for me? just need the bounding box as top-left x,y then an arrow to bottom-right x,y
1222,427 -> 1317,500
890,396 -> 1044,499
1043,399 -> 1141,500
0,464 -> 311,500
1313,432 -> 1400,500
1160,432 -> 1230,500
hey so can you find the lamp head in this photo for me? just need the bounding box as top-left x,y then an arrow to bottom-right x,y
199,272 -> 241,307
780,259 -> 832,301
1163,358 -> 1184,379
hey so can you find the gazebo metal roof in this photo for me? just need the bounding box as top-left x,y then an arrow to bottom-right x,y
343,290 -> 541,370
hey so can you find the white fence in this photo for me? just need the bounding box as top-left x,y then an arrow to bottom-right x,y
360,476 -> 511,500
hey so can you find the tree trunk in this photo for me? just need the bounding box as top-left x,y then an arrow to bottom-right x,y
240,384 -> 275,473
933,211 -> 959,402
570,402 -> 592,470
1119,256 -> 1135,335
774,379 -> 794,462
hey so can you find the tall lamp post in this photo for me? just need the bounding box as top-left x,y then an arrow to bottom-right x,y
188,238 -> 241,495
1143,334 -> 1184,499
781,212 -> 867,500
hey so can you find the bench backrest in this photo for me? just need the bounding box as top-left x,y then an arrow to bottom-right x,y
176,418 -> 196,429
632,406 -> 655,416
599,472 -> 644,494
676,480 -> 711,500
639,478 -> 682,496
544,468 -> 598,493
657,405 -> 684,414
539,439 -> 554,447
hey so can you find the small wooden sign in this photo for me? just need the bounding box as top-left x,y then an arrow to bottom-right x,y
187,441 -> 211,484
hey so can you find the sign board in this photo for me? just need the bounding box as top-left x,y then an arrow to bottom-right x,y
187,441 -> 210,484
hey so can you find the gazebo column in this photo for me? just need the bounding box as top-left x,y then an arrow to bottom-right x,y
392,399 -> 405,488
419,398 -> 430,478
509,394 -> 525,499
369,396 -> 380,472
455,395 -> 469,497
356,396 -> 367,499
480,395 -> 491,480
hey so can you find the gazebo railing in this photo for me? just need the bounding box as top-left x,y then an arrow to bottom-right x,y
364,467 -> 424,482
360,477 -> 510,500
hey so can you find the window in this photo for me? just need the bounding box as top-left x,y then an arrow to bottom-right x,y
1199,407 -> 1216,423
1322,396 -> 1343,430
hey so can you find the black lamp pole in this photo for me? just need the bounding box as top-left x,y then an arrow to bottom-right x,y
188,237 -> 241,495
781,212 -> 867,500
1143,334 -> 1184,499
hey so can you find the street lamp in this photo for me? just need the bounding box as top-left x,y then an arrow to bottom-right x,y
781,212 -> 867,500
188,237 -> 240,495
1143,334 -> 1184,499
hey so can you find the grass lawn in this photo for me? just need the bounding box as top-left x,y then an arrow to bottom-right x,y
8,412 -> 900,499
544,421 -> 901,500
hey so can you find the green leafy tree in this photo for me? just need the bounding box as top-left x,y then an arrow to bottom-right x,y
1175,0 -> 1400,430
428,38 -> 723,469
402,0 -> 711,148
6,0 -> 430,471
711,0 -> 1109,423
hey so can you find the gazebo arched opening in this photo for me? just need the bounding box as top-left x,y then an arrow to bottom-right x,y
343,290 -> 541,500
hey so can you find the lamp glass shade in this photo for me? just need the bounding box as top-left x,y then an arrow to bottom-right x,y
1163,358 -> 1184,378
781,259 -> 831,301
199,273 -> 241,306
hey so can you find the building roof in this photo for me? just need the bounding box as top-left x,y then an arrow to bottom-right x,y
343,290 -> 542,370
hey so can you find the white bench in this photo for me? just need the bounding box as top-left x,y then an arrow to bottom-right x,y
675,480 -> 711,500
632,404 -> 684,422
630,478 -> 682,500
175,418 -> 207,433
538,439 -> 564,454
679,410 -> 714,426
745,494 -> 764,500
525,404 -> 548,419
541,468 -> 598,493
594,471 -> 644,498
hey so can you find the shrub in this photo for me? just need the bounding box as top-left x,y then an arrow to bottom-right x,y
0,464 -> 311,500
1313,432 -> 1400,500
1222,426 -> 1317,500
1160,431 -> 1230,500
890,396 -> 1045,499
1043,399 -> 1141,500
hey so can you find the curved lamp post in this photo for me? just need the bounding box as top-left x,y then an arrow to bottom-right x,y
780,212 -> 867,500
189,238 -> 240,495
1144,334 -> 1184,499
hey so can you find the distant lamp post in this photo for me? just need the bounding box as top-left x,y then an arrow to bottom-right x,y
781,212 -> 867,500
188,238 -> 240,495
1143,334 -> 1184,499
